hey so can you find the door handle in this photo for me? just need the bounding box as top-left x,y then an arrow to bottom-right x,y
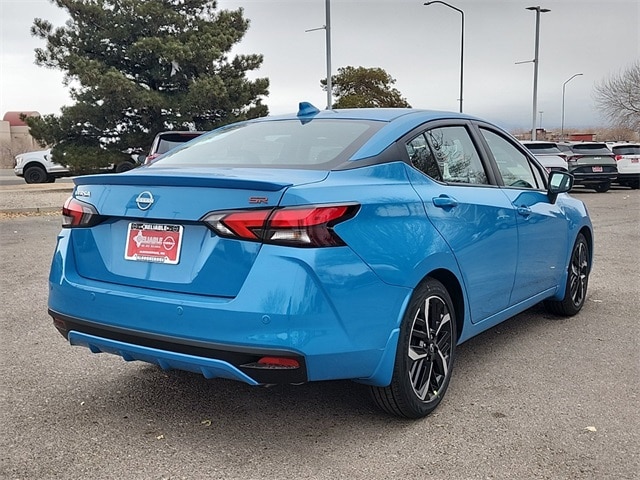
432,196 -> 459,209
516,206 -> 532,217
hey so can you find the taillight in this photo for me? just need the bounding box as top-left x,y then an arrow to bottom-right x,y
62,197 -> 103,228
203,204 -> 359,247
567,155 -> 582,162
614,154 -> 623,161
144,153 -> 160,165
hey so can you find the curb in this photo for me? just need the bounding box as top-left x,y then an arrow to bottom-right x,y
0,206 -> 62,214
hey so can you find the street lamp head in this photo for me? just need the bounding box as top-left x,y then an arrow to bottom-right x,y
526,6 -> 551,12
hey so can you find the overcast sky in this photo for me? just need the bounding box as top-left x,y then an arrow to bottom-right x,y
1,0 -> 638,132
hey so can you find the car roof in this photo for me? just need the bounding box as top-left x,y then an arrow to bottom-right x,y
240,104 -> 487,161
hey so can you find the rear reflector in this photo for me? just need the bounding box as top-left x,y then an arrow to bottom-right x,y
257,357 -> 300,369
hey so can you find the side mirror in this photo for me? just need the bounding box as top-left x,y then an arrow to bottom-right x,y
547,171 -> 574,203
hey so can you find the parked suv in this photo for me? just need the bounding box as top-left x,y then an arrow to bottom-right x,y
565,143 -> 618,192
13,149 -> 71,184
521,141 -> 568,173
143,131 -> 205,164
609,143 -> 640,189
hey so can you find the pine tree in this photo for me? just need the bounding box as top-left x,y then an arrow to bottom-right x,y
27,0 -> 269,172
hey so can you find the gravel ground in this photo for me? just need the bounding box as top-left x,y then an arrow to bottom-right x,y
0,184 -> 72,214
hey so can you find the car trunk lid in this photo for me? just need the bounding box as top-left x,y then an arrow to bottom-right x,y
69,168 -> 328,297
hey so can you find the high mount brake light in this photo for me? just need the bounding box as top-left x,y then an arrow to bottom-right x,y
62,197 -> 103,228
203,204 -> 359,247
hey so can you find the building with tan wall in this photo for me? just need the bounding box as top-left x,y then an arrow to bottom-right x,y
0,112 -> 43,168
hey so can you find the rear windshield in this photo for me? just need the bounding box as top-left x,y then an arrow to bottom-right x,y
155,133 -> 204,155
570,144 -> 612,155
150,119 -> 383,169
523,143 -> 562,154
611,145 -> 640,155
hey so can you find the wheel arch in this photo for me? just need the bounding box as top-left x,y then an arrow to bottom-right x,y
423,268 -> 465,344
22,161 -> 47,173
579,225 -> 594,273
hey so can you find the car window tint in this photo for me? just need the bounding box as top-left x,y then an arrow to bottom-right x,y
481,128 -> 543,189
423,126 -> 488,185
570,144 -> 612,155
151,120 -> 383,170
406,133 -> 443,181
612,145 -> 640,155
523,143 -> 562,154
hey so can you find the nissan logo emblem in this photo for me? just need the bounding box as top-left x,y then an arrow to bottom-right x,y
135,191 -> 155,210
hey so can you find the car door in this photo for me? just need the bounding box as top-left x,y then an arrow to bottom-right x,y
404,123 -> 518,323
477,126 -> 568,303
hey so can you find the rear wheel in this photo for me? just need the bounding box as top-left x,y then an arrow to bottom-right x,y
24,165 -> 48,184
544,233 -> 590,316
593,182 -> 610,193
115,161 -> 135,173
370,278 -> 457,418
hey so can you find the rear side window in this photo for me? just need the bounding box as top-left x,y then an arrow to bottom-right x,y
406,126 -> 488,185
150,119 -> 382,170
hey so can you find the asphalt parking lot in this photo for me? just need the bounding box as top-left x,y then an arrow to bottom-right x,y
1,184 -> 638,480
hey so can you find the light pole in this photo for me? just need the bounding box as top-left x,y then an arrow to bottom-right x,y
424,1 -> 464,113
306,0 -> 333,109
561,73 -> 583,140
526,6 -> 550,140
539,111 -> 544,130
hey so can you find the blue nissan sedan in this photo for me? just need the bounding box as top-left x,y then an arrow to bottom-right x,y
48,104 -> 593,418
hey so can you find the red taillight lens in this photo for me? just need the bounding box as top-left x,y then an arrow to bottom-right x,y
614,154 -> 623,161
216,209 -> 271,240
144,153 -> 160,165
203,204 -> 358,247
62,197 -> 103,228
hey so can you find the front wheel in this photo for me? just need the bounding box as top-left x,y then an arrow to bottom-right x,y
370,278 -> 457,418
24,165 -> 48,184
544,233 -> 590,316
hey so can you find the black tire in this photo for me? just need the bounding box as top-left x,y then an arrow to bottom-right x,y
629,180 -> 639,190
593,182 -> 610,193
24,165 -> 48,184
544,233 -> 590,316
46,175 -> 56,183
370,278 -> 457,419
115,161 -> 135,173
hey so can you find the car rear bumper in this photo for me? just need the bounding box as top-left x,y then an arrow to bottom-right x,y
571,172 -> 618,184
48,232 -> 411,386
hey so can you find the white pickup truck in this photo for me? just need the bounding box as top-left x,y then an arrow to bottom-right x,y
13,149 -> 139,183
13,149 -> 71,184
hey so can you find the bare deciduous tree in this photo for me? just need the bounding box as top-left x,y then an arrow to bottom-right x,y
593,61 -> 640,132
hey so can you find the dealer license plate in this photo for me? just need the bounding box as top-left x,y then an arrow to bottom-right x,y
592,166 -> 603,172
125,222 -> 183,264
